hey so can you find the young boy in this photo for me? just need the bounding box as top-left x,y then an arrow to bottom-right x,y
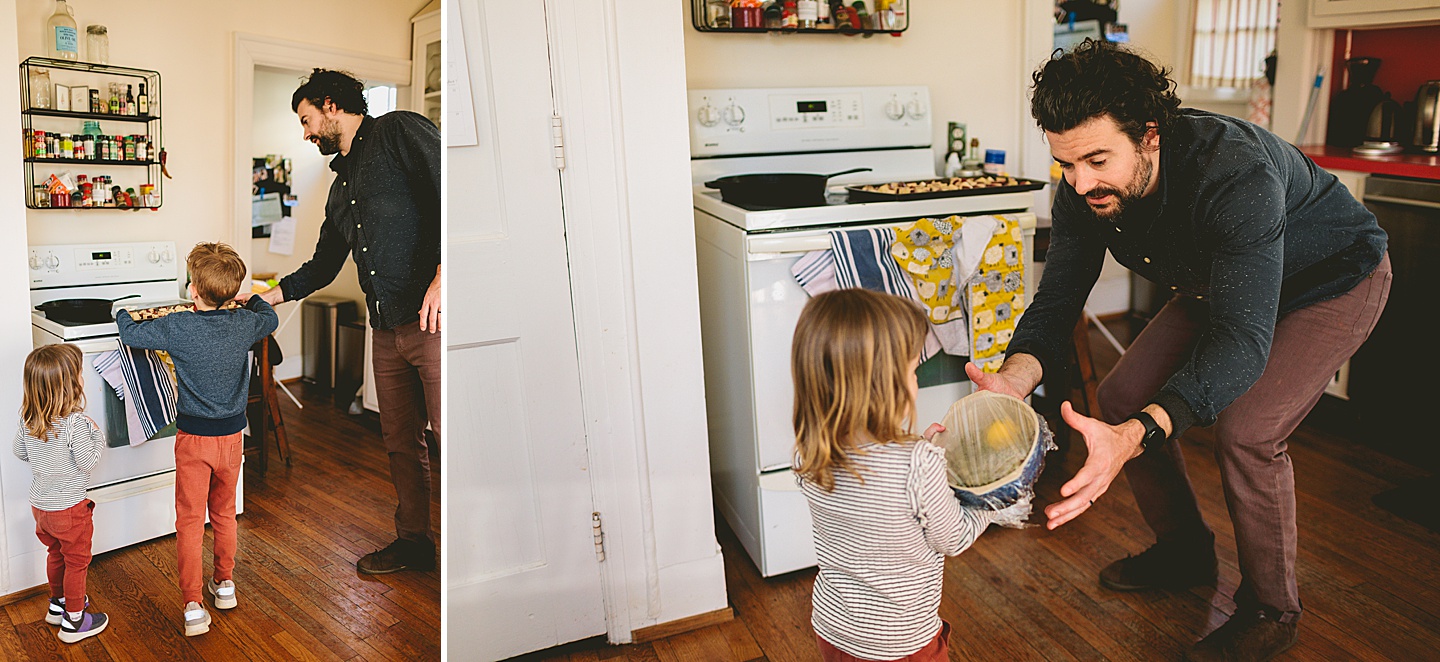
116,242 -> 278,637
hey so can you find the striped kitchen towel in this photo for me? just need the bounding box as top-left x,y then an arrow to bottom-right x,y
94,345 -> 178,446
830,226 -> 920,299
794,246 -> 944,360
827,226 -> 947,360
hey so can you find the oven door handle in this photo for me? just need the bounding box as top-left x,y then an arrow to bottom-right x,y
88,471 -> 174,504
1364,194 -> 1440,211
747,235 -> 832,255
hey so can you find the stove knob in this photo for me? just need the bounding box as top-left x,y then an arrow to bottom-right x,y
906,99 -> 927,119
147,249 -> 160,264
29,255 -> 40,270
160,249 -> 173,263
722,103 -> 746,126
44,255 -> 59,269
884,98 -> 905,121
697,104 -> 720,127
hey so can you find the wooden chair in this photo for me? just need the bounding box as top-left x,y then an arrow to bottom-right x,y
247,336 -> 292,472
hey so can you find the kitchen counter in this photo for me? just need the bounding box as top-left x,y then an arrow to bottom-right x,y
1299,145 -> 1440,182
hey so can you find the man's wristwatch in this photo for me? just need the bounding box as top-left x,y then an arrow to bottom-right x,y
1126,411 -> 1166,453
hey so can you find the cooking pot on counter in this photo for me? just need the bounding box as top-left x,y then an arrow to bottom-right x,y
35,294 -> 140,324
704,167 -> 872,208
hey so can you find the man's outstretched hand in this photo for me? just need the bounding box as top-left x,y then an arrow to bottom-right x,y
964,357 -> 1037,401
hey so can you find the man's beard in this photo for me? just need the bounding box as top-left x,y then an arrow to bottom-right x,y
1083,152 -> 1153,222
314,119 -> 343,155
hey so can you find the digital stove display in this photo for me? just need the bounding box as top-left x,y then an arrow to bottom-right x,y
796,100 -> 827,113
92,251 -> 111,260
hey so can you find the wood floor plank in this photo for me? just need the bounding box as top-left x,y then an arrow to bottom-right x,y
651,625 -> 739,662
715,616 -> 765,661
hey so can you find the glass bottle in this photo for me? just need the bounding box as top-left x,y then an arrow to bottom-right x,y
28,67 -> 52,109
125,84 -> 135,116
137,82 -> 148,116
85,25 -> 108,64
45,0 -> 79,61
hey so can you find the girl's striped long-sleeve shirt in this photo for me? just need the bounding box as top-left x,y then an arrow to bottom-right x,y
12,412 -> 104,511
800,439 -> 995,660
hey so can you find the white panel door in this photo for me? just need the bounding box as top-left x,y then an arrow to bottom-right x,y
447,0 -> 605,658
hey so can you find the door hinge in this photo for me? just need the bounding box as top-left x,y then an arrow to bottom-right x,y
591,512 -> 606,562
551,114 -> 566,170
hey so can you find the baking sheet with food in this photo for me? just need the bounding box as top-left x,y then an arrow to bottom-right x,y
845,175 -> 1047,202
123,299 -> 244,321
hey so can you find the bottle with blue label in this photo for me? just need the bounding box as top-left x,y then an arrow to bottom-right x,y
46,0 -> 79,61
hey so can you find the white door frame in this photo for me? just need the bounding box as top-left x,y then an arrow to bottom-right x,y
230,33 -> 412,269
545,0 -> 728,643
545,0 -> 659,641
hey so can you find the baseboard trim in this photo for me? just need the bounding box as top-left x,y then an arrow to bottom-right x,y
630,607 -> 734,644
0,583 -> 49,608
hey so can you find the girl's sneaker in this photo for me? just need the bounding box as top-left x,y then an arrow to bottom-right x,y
45,595 -> 90,626
207,578 -> 237,610
57,610 -> 107,644
183,602 -> 211,637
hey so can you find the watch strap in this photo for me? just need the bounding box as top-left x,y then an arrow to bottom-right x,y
1126,410 -> 1163,452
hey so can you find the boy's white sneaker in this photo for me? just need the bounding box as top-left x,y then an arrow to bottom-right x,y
207,578 -> 237,610
183,601 -> 211,637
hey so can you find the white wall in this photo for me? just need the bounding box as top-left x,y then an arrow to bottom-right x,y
249,67 -> 366,381
17,0 -> 425,261
0,0 -> 33,596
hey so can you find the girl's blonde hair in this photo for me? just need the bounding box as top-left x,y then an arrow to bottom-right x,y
792,288 -> 928,491
21,344 -> 86,441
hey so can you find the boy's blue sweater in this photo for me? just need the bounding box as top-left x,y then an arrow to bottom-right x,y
116,295 -> 279,436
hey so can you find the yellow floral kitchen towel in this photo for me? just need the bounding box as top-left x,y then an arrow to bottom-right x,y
889,216 -> 972,355
967,215 -> 1026,373
888,214 -> 1024,370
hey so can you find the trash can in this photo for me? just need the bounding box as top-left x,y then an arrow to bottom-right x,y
335,319 -> 366,408
302,296 -> 358,390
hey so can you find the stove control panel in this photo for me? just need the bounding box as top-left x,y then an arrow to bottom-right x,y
688,85 -> 930,158
29,241 -> 179,289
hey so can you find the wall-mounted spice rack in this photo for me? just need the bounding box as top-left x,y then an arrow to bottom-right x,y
20,57 -> 163,210
691,0 -> 909,35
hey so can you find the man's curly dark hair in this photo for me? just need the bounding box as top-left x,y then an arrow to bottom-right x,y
291,68 -> 368,116
1030,39 -> 1182,146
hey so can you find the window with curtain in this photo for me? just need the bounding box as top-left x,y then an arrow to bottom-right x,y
1189,0 -> 1280,89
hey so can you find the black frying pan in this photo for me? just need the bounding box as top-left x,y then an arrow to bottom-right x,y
36,294 -> 141,324
704,167 -> 872,208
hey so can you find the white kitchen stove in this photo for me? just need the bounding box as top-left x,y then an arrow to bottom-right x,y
690,86 -> 1039,576
4,241 -> 245,595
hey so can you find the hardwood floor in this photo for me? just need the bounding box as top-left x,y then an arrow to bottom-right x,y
0,382 -> 441,661
517,319 -> 1440,662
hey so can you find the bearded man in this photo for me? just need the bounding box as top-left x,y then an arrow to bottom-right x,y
261,69 -> 441,576
965,40 -> 1390,661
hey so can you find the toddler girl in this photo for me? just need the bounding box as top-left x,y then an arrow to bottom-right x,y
12,343 -> 109,643
792,289 -> 1007,662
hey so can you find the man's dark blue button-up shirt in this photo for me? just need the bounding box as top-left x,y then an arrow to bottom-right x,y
279,111 -> 441,330
1007,109 -> 1387,436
